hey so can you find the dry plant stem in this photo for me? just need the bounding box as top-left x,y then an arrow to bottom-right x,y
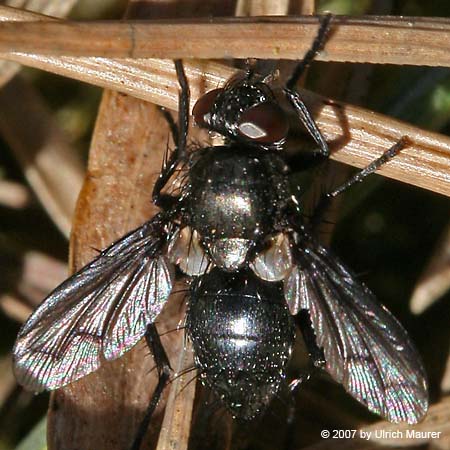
0,76 -> 84,237
46,0 -> 213,448
408,222 -> 450,394
46,0 -> 181,445
2,13 -> 450,67
0,295 -> 33,323
0,357 -> 17,410
156,339 -> 196,450
442,355 -> 450,393
234,0 -> 291,15
303,396 -> 450,450
0,180 -> 30,209
2,56 -> 450,200
0,5 -> 82,238
1,10 -> 450,197
0,0 -> 76,87
0,250 -> 68,323
361,396 -> 450,448
47,90 -> 174,450
154,0 -> 240,446
296,0 -> 315,15
19,251 -> 68,304
410,223 -> 450,314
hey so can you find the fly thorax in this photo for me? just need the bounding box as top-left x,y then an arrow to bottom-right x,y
186,269 -> 295,420
186,146 -> 289,246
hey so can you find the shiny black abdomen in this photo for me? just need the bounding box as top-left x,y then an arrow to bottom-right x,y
186,268 -> 295,419
185,145 -> 289,240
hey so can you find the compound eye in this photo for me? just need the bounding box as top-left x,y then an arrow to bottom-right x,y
237,103 -> 289,144
193,88 -> 223,128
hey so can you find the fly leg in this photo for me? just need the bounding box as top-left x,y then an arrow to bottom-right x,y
285,14 -> 333,91
283,14 -> 333,158
153,60 -> 190,208
284,89 -> 329,157
295,310 -> 326,373
290,310 -> 325,395
310,136 -> 410,231
284,311 -> 325,450
130,324 -> 172,450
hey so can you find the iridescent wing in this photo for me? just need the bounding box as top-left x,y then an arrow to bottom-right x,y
13,214 -> 174,392
285,236 -> 428,424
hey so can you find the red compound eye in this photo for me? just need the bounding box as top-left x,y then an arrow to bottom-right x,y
237,103 -> 289,144
193,88 -> 223,128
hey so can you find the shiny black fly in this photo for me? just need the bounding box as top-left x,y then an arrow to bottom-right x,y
13,15 -> 428,450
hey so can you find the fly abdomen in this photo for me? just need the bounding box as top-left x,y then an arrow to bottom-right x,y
186,268 -> 295,419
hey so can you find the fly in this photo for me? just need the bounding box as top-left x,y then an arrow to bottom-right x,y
12,14 -> 428,450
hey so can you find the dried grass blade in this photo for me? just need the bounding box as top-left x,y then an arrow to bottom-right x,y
0,77 -> 84,237
410,223 -> 450,314
1,14 -> 450,67
0,0 -> 77,87
1,9 -> 450,197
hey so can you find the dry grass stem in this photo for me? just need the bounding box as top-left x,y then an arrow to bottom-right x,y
0,1 -> 76,87
156,340 -> 196,450
46,0 -> 197,447
234,0 -> 292,16
0,180 -> 30,209
1,0 -> 75,19
408,223 -> 450,395
410,223 -> 450,314
1,54 -> 449,199
3,1 -> 448,449
442,357 -> 450,393
47,85 -> 172,450
361,396 -> 450,448
0,76 -> 84,237
0,294 -> 33,323
1,12 -> 450,67
20,251 -> 68,303
0,250 -> 67,323
0,357 -> 17,409
303,396 -> 450,449
1,9 -> 449,198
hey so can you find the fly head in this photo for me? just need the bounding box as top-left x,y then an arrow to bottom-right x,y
192,72 -> 289,148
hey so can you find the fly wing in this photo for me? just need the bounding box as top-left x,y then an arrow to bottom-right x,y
13,214 -> 174,392
285,238 -> 428,424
